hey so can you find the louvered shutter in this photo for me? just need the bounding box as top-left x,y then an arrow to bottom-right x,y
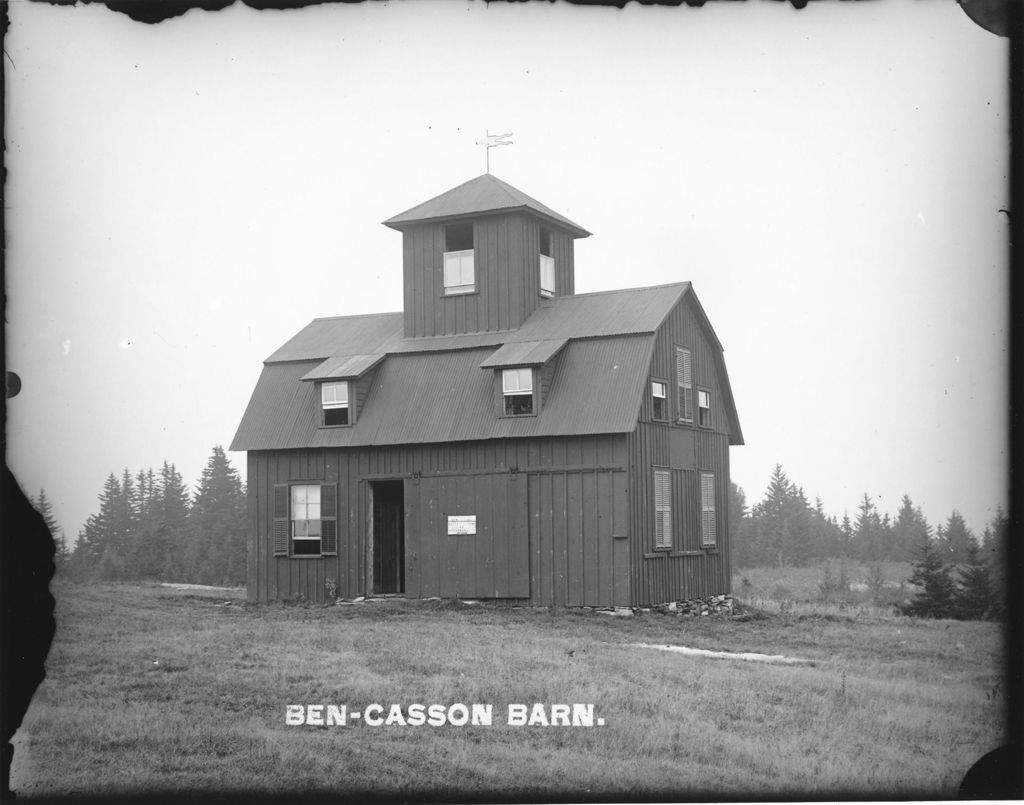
654,470 -> 672,549
701,473 -> 716,547
320,483 -> 338,556
676,348 -> 693,422
273,484 -> 289,556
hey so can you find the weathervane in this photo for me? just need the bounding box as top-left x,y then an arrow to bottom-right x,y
476,130 -> 513,173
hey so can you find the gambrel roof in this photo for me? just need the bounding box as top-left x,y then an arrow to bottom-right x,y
230,283 -> 743,451
383,173 -> 591,238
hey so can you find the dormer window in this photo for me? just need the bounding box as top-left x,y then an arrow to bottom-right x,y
443,222 -> 475,295
322,381 -> 350,426
539,229 -> 555,298
502,368 -> 534,416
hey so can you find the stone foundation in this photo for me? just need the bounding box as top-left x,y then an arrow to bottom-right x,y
653,594 -> 734,617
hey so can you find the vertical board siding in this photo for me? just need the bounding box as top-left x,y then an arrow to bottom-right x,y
249,434 -> 628,603
400,214 -> 579,338
525,469 -> 628,607
626,289 -> 736,606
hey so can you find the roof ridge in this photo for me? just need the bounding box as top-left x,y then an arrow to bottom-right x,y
556,281 -> 690,301
310,310 -> 403,323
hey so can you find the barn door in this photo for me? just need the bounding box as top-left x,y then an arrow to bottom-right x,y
371,480 -> 405,594
403,472 -> 529,599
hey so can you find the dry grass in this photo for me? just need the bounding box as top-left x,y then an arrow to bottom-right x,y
11,580 -> 1005,800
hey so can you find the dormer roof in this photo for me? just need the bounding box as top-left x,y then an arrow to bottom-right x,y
382,173 -> 591,238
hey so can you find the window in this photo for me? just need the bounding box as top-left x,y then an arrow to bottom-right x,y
291,485 -> 321,555
652,380 -> 668,421
654,470 -> 672,549
698,388 -> 711,428
322,382 -> 349,426
502,368 -> 534,415
443,222 -> 475,295
700,472 -> 716,547
539,229 -> 555,297
676,347 -> 693,423
273,483 -> 337,557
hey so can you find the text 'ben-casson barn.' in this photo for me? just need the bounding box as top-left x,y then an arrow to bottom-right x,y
231,173 -> 743,605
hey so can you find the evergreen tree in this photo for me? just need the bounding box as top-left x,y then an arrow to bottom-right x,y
34,489 -> 60,537
853,494 -> 881,561
892,495 -> 928,562
839,511 -> 853,558
955,539 -> 993,620
940,510 -> 973,565
752,465 -> 796,566
729,483 -> 751,567
901,533 -> 956,618
982,508 -> 1008,617
129,467 -> 163,579
155,462 -> 191,581
187,447 -> 247,586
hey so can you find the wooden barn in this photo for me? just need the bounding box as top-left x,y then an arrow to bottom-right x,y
230,173 -> 743,606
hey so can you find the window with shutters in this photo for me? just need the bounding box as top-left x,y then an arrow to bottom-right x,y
697,388 -> 712,428
443,222 -> 475,295
676,347 -> 693,423
652,380 -> 668,421
502,367 -> 535,416
322,382 -> 350,426
273,482 -> 338,557
539,229 -> 555,298
654,469 -> 672,550
700,472 -> 717,547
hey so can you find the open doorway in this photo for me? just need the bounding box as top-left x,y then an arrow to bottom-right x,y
370,480 -> 405,595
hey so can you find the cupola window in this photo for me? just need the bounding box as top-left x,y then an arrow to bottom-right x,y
443,222 -> 475,295
539,229 -> 555,297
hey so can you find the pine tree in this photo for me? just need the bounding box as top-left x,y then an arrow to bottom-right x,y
892,495 -> 928,562
982,508 -> 1008,617
34,489 -> 60,537
955,539 -> 993,620
839,511 -> 853,558
901,533 -> 956,618
729,483 -> 751,567
155,462 -> 191,581
940,510 -> 973,565
853,494 -> 881,561
187,447 -> 246,585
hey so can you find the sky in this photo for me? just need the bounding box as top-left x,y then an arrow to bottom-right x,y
5,0 -> 1009,546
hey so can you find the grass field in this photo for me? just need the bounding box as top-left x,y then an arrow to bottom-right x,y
11,578 -> 1006,800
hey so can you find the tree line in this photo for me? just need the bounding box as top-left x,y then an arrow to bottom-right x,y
38,446 -> 246,587
732,464 -> 1008,618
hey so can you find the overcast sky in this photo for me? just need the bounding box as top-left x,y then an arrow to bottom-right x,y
6,0 -> 1008,546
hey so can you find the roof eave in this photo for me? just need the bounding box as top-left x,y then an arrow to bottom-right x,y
383,206 -> 591,239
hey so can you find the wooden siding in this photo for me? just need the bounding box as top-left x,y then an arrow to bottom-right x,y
527,469 -> 629,607
247,434 -> 629,604
405,472 -> 530,599
401,213 -> 577,339
626,291 -> 735,606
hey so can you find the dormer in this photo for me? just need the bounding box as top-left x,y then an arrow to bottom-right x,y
383,174 -> 590,339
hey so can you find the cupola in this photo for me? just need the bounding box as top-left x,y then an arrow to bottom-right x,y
383,174 -> 590,339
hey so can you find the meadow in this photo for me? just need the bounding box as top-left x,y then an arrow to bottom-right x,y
11,575 -> 1005,800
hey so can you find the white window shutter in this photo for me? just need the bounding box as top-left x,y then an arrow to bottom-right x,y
701,473 -> 716,547
654,470 -> 672,549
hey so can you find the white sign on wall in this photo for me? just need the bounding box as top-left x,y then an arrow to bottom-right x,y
447,515 -> 477,535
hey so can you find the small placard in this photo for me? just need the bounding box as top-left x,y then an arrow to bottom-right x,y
447,515 -> 477,535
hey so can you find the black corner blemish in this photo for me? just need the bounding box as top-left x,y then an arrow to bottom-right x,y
1,468 -> 56,801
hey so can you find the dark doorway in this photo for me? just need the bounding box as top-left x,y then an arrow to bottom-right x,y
371,481 -> 405,595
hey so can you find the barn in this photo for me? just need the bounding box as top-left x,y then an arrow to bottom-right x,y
230,173 -> 743,606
